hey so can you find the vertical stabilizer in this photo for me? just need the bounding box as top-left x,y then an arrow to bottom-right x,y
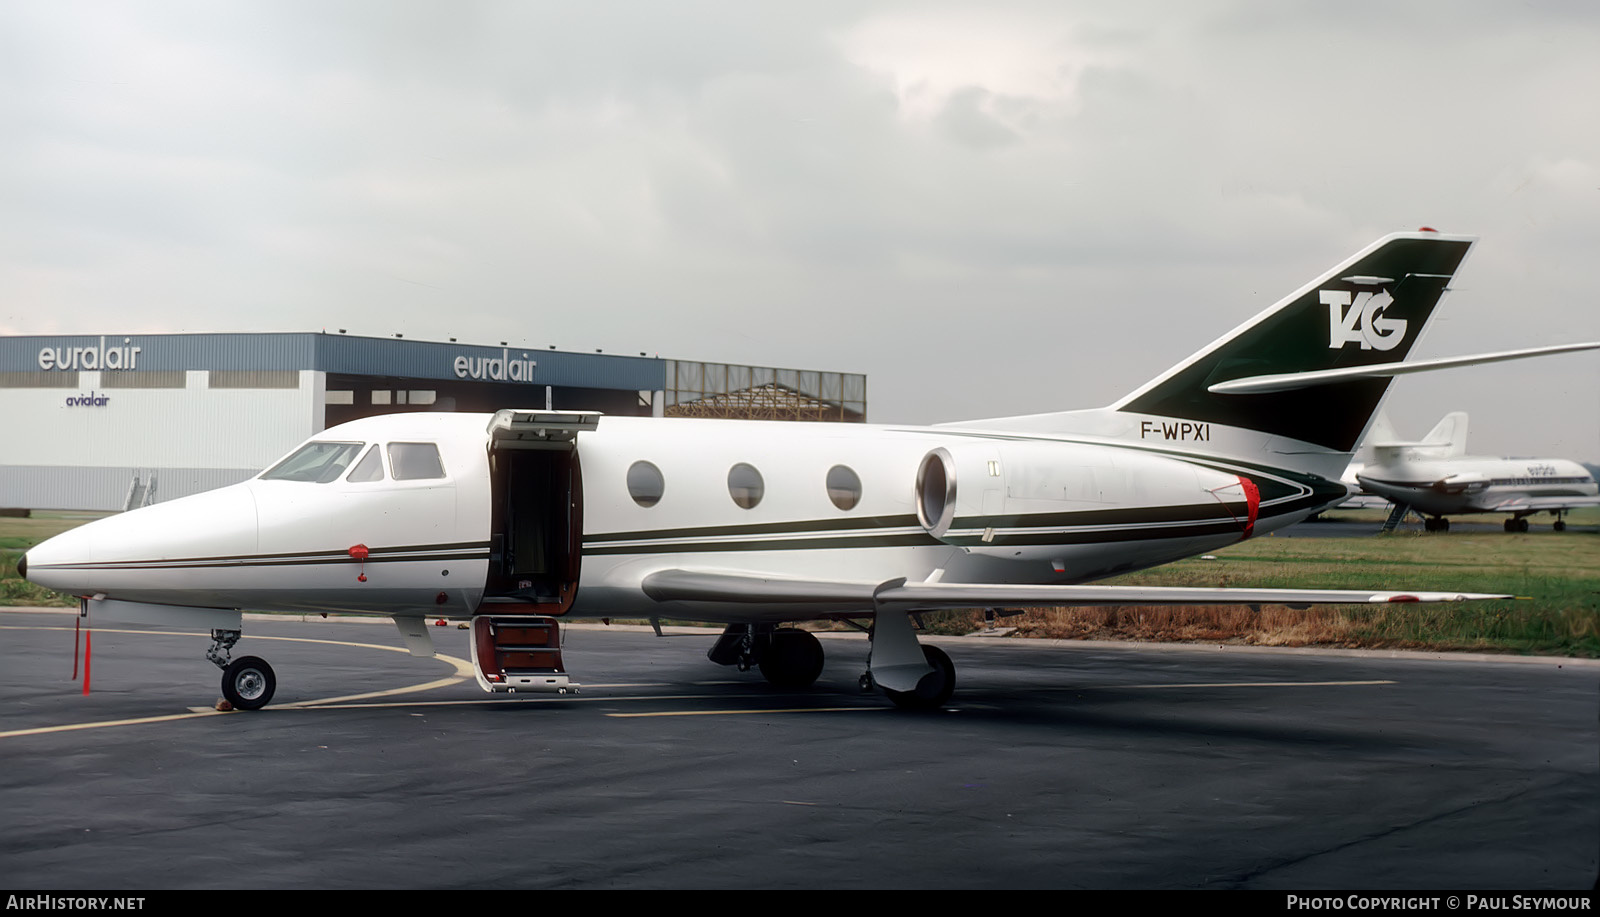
1113,231 -> 1475,453
1422,412 -> 1468,457
1365,412 -> 1397,450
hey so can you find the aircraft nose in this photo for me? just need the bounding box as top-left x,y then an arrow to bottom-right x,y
23,483 -> 259,599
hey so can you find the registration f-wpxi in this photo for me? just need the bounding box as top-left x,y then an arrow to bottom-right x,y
21,231 -> 1597,710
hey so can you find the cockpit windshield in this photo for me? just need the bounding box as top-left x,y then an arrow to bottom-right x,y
259,442 -> 365,483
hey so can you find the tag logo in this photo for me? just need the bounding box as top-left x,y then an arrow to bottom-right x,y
1323,289 -> 1405,351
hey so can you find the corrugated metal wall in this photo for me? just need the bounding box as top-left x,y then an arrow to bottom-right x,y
2,332 -> 667,392
0,466 -> 258,512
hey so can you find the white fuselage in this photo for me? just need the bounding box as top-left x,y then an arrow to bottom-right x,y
23,411 -> 1330,623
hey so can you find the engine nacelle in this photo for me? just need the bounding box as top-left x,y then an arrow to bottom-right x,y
914,440 -> 1258,549
1431,472 -> 1491,495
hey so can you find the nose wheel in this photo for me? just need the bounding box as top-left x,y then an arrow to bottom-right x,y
221,656 -> 277,710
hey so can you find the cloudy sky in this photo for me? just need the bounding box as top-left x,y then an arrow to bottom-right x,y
3,1 -> 1597,458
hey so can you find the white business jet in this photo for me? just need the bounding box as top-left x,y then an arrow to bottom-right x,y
1354,412 -> 1600,532
21,231 -> 1599,710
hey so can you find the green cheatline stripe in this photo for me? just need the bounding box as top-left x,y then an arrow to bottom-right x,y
950,501 -> 1248,529
30,542 -> 492,571
586,500 -> 1254,546
583,514 -> 921,543
921,429 -> 1345,504
580,496 -> 1326,555
31,552 -> 493,572
584,532 -> 942,555
943,520 -> 1246,547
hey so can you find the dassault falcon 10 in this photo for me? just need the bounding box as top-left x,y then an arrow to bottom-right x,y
21,230 -> 1598,710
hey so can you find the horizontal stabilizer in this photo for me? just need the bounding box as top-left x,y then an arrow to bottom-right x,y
1337,494 -> 1392,510
1208,342 -> 1600,395
640,569 -> 1509,610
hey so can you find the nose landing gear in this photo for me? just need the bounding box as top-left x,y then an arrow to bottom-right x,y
222,656 -> 277,710
208,629 -> 277,710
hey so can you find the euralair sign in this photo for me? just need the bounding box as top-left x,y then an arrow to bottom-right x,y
37,337 -> 143,370
452,348 -> 537,382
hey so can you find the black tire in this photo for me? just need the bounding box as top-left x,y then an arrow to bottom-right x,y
1504,518 -> 1517,532
1516,518 -> 1530,533
758,628 -> 825,689
883,645 -> 955,711
222,656 -> 276,710
1554,519 -> 1567,532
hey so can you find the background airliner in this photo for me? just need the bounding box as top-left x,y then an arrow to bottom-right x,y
21,231 -> 1597,711
1354,412 -> 1600,531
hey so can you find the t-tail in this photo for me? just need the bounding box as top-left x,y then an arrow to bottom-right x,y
1112,230 -> 1476,456
960,230 -> 1597,479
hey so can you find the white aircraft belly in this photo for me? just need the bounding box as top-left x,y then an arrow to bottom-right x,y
47,556 -> 489,616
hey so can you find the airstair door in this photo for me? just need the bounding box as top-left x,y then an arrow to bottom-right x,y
483,410 -> 599,614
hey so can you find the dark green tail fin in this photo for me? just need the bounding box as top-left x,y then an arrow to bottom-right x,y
1114,231 -> 1475,452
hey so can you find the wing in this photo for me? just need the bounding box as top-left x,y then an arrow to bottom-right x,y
640,569 -> 1510,613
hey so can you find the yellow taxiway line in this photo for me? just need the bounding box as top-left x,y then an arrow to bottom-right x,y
1116,680 -> 1396,689
0,622 -> 1405,737
0,623 -> 475,740
606,707 -> 884,718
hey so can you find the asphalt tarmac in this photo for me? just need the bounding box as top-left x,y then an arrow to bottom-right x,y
1,610 -> 1595,890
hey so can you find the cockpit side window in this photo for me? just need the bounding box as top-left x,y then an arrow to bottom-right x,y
346,445 -> 386,483
260,442 -> 365,483
389,442 -> 446,480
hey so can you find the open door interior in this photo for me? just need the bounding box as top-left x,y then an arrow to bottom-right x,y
482,410 -> 597,616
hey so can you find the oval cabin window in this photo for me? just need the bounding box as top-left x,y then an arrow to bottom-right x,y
727,463 -> 764,510
627,461 -> 665,508
826,465 -> 862,511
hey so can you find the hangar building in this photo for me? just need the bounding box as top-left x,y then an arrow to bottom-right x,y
0,332 -> 866,511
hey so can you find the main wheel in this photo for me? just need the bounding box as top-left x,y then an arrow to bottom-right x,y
1553,519 -> 1567,532
758,628 -> 825,689
222,656 -> 276,710
883,645 -> 955,711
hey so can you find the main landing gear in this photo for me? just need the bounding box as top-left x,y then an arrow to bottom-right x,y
864,611 -> 955,711
870,644 -> 956,711
1504,516 -> 1531,533
708,624 -> 826,689
207,629 -> 277,710
1424,516 -> 1450,532
709,613 -> 958,710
